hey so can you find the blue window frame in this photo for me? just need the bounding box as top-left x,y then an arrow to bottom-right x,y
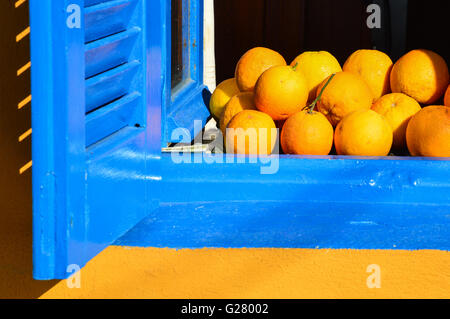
29,0 -> 450,280
162,0 -> 210,146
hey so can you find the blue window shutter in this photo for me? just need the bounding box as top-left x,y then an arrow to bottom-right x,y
30,0 -> 161,279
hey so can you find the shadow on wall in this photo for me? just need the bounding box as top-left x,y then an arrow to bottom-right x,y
0,1 -> 59,298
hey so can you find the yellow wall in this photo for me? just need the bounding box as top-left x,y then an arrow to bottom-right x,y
39,247 -> 450,299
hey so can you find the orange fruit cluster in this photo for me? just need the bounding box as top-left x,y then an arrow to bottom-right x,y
211,47 -> 450,157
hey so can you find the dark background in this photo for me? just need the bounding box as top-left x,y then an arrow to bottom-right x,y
214,0 -> 450,83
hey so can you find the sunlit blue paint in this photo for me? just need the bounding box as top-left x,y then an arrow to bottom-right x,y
162,0 -> 210,145
30,0 -> 87,280
118,154 -> 450,250
31,0 -> 162,280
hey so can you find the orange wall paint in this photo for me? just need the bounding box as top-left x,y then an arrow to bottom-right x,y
38,247 -> 450,299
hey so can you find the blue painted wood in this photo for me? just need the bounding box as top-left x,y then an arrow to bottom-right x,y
84,0 -> 146,145
166,83 -> 211,143
85,61 -> 140,113
31,0 -> 161,279
116,201 -> 450,250
85,92 -> 141,147
117,154 -> 450,250
30,0 -> 87,279
83,0 -> 164,271
85,0 -> 138,43
85,0 -> 110,7
158,154 -> 450,206
85,129 -> 149,256
162,0 -> 211,145
85,27 -> 141,78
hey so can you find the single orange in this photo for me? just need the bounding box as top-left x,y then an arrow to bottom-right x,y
290,51 -> 342,102
281,110 -> 334,155
219,92 -> 257,136
371,93 -> 422,150
209,78 -> 241,120
316,72 -> 374,127
406,105 -> 450,157
235,47 -> 287,92
390,49 -> 450,104
343,49 -> 393,101
254,65 -> 309,121
335,110 -> 393,156
226,110 -> 277,155
445,85 -> 450,107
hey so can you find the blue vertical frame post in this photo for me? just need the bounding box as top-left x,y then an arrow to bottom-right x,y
30,0 -> 86,279
145,0 -> 165,206
148,0 -> 166,155
163,0 -> 210,145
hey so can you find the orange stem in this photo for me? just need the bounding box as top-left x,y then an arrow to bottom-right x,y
304,73 -> 336,114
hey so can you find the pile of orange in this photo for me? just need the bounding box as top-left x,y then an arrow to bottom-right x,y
210,47 -> 450,157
